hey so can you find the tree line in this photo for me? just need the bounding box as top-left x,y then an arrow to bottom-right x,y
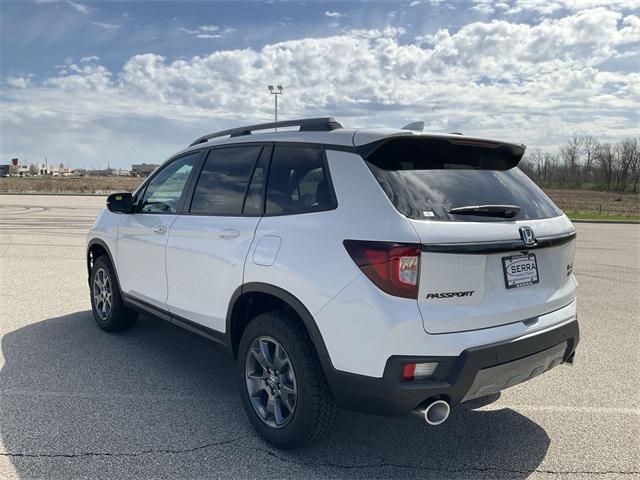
519,137 -> 640,193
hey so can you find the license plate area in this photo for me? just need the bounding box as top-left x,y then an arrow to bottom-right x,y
502,253 -> 539,289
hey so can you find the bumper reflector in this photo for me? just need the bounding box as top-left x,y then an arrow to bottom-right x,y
402,362 -> 438,381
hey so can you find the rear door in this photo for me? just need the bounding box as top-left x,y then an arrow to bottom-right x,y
117,152 -> 201,308
363,136 -> 577,334
164,145 -> 268,332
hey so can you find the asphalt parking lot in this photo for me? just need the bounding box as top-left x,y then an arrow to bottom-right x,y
0,194 -> 638,479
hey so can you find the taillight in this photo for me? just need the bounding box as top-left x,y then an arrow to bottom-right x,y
343,240 -> 421,299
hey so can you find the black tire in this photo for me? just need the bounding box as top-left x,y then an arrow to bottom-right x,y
90,255 -> 137,332
238,310 -> 336,449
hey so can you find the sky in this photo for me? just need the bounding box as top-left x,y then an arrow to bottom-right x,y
1,0 -> 639,169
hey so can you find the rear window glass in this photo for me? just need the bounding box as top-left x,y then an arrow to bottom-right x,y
366,139 -> 561,222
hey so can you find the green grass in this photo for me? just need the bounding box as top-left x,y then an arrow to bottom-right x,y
565,211 -> 640,222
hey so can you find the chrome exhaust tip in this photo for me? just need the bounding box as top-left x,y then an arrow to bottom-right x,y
412,399 -> 451,426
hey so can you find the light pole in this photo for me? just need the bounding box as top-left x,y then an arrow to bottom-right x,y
268,85 -> 284,127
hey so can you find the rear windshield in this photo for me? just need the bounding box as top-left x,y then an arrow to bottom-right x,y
365,139 -> 561,222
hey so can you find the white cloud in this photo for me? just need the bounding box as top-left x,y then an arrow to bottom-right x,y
1,9 -> 638,167
34,0 -> 91,14
472,0 -> 640,15
471,1 -> 496,14
92,22 -> 122,30
80,55 -> 100,63
181,25 -> 235,39
6,76 -> 32,89
324,11 -> 342,18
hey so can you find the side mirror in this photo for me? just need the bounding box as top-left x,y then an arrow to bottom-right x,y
106,192 -> 133,213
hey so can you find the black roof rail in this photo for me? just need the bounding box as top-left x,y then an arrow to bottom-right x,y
189,117 -> 343,147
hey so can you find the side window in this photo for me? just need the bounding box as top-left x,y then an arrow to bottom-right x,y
190,146 -> 262,215
242,147 -> 271,215
266,146 -> 334,215
139,152 -> 199,213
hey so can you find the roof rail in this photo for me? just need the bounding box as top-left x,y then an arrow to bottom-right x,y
189,117 -> 343,147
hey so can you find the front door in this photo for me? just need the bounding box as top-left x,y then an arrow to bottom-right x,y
117,152 -> 201,308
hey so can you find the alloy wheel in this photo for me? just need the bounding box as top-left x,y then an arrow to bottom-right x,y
245,336 -> 298,428
93,267 -> 113,321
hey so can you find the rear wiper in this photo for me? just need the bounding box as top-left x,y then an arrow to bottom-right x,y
449,204 -> 521,218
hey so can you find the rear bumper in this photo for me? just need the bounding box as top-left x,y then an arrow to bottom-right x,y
324,318 -> 579,417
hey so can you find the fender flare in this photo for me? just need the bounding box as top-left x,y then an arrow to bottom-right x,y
226,282 -> 333,365
86,238 -> 121,290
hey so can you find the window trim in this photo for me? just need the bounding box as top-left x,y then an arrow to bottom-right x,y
242,145 -> 273,217
132,149 -> 206,215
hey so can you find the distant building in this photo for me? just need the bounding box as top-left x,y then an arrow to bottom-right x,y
132,163 -> 159,177
50,163 -> 72,176
1,159 -> 74,176
1,158 -> 29,176
32,162 -> 53,175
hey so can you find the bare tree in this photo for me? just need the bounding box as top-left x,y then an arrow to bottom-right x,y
581,136 -> 598,177
560,137 -> 581,187
628,138 -> 640,193
520,137 -> 639,193
595,143 -> 614,190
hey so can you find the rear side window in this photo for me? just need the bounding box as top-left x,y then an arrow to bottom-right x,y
366,138 -> 561,222
190,146 -> 262,215
266,146 -> 335,215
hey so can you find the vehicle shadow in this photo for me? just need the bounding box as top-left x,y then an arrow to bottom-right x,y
1,311 -> 550,479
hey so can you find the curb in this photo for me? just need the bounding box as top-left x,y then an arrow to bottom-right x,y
570,219 -> 640,224
0,192 -> 108,197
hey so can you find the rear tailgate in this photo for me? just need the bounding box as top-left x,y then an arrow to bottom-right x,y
412,217 -> 577,333
360,133 -> 578,334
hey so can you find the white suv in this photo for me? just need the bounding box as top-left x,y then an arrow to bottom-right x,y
86,118 -> 579,448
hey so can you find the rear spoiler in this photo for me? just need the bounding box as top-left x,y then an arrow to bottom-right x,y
358,135 -> 526,169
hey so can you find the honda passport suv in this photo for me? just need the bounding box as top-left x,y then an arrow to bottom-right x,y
86,118 -> 579,448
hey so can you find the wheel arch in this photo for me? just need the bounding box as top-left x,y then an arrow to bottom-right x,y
87,238 -> 120,290
227,283 -> 332,368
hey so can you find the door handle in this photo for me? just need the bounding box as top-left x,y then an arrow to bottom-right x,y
217,228 -> 240,239
152,225 -> 167,234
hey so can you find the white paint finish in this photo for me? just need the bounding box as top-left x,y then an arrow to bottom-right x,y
408,214 -> 575,244
316,272 -> 577,377
252,235 -> 281,266
418,240 -> 577,333
86,208 -> 121,264
116,213 -> 177,308
244,150 -> 420,316
165,214 -> 260,332
420,253 -> 487,306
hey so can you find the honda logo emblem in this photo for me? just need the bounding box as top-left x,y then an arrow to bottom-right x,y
519,226 -> 536,246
